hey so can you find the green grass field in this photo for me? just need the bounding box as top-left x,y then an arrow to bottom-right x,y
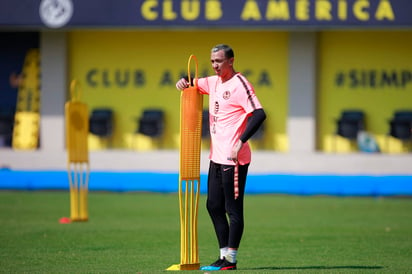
1,191 -> 411,273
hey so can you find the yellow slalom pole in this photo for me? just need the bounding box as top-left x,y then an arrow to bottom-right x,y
184,180 -> 189,264
65,80 -> 90,222
79,162 -> 90,221
68,164 -> 79,221
167,55 -> 203,271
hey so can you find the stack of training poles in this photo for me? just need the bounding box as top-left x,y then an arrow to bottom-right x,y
65,80 -> 90,222
168,55 -> 203,271
12,49 -> 41,150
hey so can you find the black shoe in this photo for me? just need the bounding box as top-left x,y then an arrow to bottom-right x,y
219,258 -> 237,270
211,257 -> 226,267
199,257 -> 225,271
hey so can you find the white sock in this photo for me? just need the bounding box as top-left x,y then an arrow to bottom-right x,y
220,247 -> 228,259
226,249 -> 237,263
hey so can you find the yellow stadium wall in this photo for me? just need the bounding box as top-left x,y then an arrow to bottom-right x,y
318,31 -> 412,153
68,30 -> 288,151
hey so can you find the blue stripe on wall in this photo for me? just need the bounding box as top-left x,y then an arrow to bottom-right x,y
0,169 -> 411,196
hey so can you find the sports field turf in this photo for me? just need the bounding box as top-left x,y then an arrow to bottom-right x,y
1,191 -> 411,273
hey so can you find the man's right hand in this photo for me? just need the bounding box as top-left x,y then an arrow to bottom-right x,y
176,78 -> 189,91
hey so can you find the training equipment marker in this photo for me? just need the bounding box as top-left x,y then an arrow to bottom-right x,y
12,49 -> 41,150
65,80 -> 90,222
167,55 -> 203,271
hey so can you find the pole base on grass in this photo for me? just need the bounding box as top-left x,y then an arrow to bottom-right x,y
71,218 -> 88,222
166,263 -> 200,271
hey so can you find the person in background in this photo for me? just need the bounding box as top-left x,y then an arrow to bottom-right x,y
176,44 -> 266,271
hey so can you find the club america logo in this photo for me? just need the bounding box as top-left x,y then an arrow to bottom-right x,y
39,0 -> 73,28
223,91 -> 231,100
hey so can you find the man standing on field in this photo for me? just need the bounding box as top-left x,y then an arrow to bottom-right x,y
176,44 -> 266,271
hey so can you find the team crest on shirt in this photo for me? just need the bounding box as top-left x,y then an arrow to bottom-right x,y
223,91 -> 231,100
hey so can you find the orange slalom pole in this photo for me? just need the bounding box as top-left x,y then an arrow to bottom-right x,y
167,55 -> 203,271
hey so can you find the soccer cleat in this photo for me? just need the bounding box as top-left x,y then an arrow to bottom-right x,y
199,257 -> 225,271
199,258 -> 237,271
219,258 -> 237,270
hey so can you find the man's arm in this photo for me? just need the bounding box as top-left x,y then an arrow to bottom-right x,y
240,108 -> 266,143
230,108 -> 266,162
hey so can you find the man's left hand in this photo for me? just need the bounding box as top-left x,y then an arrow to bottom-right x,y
230,140 -> 243,163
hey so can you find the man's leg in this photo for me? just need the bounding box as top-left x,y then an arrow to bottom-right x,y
222,163 -> 249,249
206,161 -> 229,248
201,162 -> 248,271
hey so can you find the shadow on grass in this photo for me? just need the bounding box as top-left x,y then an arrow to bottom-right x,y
247,265 -> 384,271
